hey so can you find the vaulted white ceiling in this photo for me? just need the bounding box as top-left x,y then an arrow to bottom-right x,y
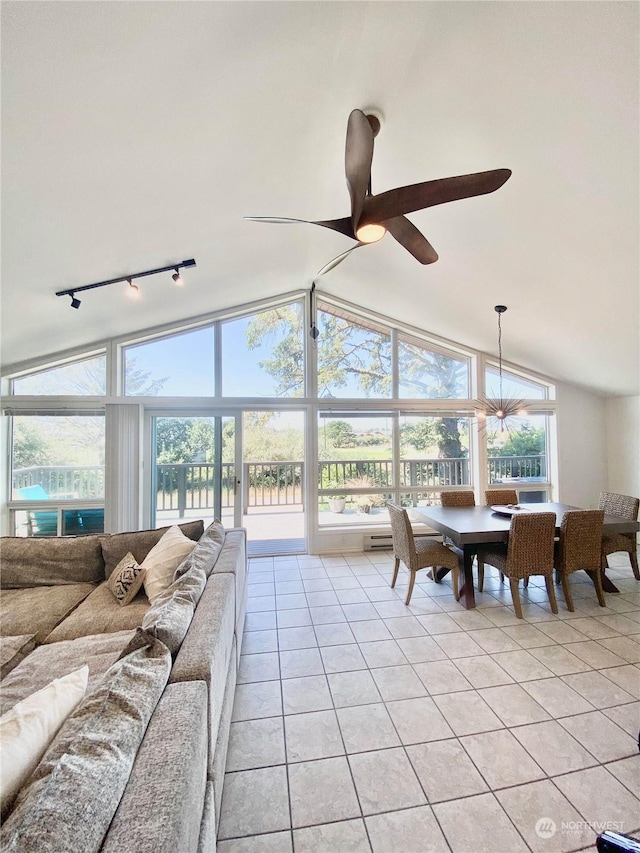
1,2 -> 638,395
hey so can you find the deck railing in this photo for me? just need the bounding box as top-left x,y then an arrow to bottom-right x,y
13,454 -> 546,515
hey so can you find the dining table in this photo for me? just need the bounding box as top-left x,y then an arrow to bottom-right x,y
414,502 -> 640,610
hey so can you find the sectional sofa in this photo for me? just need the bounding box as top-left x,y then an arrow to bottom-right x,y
0,519 -> 247,852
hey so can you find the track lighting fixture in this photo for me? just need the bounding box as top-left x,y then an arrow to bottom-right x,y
126,279 -> 139,298
56,259 -> 196,308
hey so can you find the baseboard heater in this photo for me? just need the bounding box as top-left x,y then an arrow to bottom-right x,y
363,531 -> 440,551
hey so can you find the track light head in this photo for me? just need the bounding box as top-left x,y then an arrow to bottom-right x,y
126,278 -> 139,298
70,295 -> 81,309
171,269 -> 184,287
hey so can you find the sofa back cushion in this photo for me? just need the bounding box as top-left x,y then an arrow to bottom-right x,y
0,634 -> 171,852
0,536 -> 106,589
101,520 -> 204,579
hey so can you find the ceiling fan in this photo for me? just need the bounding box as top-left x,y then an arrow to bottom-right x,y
245,109 -> 512,276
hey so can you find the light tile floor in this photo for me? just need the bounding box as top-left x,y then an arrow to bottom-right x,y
218,552 -> 640,853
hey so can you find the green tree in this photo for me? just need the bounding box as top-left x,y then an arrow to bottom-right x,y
246,305 -> 467,457
12,421 -> 52,469
494,425 -> 545,457
325,420 -> 356,448
245,305 -> 304,397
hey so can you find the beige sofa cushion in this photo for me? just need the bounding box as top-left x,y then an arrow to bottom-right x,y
0,636 -> 171,852
0,585 -> 96,644
0,635 -> 36,680
44,583 -> 150,644
142,526 -> 198,604
0,630 -> 135,716
101,520 -> 204,579
0,535 -> 105,588
101,682 -> 208,853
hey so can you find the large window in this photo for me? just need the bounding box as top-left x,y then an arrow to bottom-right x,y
485,366 -> 547,400
485,413 -> 550,502
123,326 -> 215,396
398,337 -> 469,399
2,290 -> 557,546
400,414 -> 471,494
12,355 -> 106,395
221,302 -> 304,397
10,414 -> 105,536
316,304 -> 392,398
319,413 -> 393,525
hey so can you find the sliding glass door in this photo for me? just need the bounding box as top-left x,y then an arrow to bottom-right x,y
150,414 -> 240,529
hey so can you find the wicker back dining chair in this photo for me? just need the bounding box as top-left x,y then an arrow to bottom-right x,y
440,491 -> 475,507
599,492 -> 639,580
477,512 -> 558,619
439,490 -> 482,590
483,490 -> 523,589
387,502 -> 460,605
485,489 -> 518,507
555,509 -> 606,611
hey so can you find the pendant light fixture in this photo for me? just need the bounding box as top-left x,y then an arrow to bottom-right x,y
476,305 -> 527,432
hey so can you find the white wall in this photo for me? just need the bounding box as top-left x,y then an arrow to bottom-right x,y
606,395 -> 640,498
556,382 -> 607,508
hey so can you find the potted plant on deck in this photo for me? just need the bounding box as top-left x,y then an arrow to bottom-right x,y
325,480 -> 346,513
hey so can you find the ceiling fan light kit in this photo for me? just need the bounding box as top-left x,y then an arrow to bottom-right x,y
245,107 -> 512,275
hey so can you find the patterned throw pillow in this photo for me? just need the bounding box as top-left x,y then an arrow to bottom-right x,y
107,552 -> 146,607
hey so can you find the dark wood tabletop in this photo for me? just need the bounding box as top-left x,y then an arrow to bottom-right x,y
416,502 -> 639,547
415,502 -> 639,609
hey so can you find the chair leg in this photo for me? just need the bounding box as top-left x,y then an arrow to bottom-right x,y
477,556 -> 484,593
523,577 -> 529,588
593,569 -> 606,608
499,572 -> 504,585
544,575 -> 558,614
630,550 -> 640,581
559,571 -> 574,612
405,570 -> 416,606
391,557 -> 400,589
509,578 -> 523,619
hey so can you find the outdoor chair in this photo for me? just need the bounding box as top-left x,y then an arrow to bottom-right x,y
555,509 -> 606,611
387,501 -> 460,605
15,484 -> 58,537
599,492 -> 639,580
477,512 -> 558,618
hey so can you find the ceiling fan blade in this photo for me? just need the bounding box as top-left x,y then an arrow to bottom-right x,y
384,217 -> 438,264
244,215 -> 355,239
316,243 -> 364,277
362,168 -> 512,224
345,109 -> 374,232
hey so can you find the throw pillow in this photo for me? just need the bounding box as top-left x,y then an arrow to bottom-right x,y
141,526 -> 197,604
107,552 -> 146,606
0,665 -> 89,818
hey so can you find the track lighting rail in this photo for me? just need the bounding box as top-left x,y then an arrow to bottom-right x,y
56,259 -> 196,308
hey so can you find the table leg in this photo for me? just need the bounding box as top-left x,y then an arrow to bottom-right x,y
588,569 -> 619,594
457,545 -> 477,609
432,546 -> 476,608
